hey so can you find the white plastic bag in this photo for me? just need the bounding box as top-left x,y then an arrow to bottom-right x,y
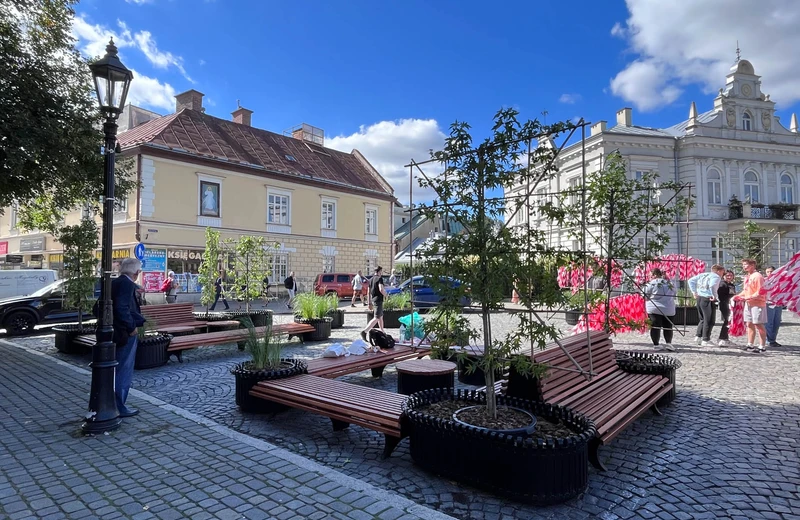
322,343 -> 348,358
348,339 -> 369,356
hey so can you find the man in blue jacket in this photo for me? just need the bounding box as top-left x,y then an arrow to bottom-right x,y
688,264 -> 725,347
112,258 -> 146,417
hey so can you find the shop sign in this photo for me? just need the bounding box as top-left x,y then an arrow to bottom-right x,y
93,249 -> 131,260
20,237 -> 45,252
6,255 -> 23,264
0,242 -> 7,255
49,253 -> 63,264
142,248 -> 167,272
167,249 -> 204,261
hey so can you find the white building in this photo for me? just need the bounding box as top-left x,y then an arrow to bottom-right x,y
510,58 -> 800,267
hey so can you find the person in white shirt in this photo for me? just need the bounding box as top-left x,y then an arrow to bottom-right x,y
351,270 -> 365,307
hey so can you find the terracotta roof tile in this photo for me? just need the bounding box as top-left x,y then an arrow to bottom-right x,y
117,109 -> 392,195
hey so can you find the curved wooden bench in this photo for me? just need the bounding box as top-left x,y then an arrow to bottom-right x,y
250,374 -> 408,458
306,345 -> 430,379
141,303 -> 208,334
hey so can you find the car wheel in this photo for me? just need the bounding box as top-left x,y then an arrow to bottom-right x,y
4,311 -> 37,336
326,291 -> 339,299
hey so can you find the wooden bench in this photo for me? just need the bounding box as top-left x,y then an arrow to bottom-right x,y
530,331 -> 672,471
141,303 -> 209,335
249,374 -> 408,458
306,345 -> 430,379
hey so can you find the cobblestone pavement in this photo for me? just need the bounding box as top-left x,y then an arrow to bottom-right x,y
8,305 -> 800,519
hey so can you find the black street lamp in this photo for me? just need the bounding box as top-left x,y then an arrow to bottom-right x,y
82,39 -> 133,435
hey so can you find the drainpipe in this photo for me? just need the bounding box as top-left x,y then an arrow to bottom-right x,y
673,138 -> 682,255
135,153 -> 142,242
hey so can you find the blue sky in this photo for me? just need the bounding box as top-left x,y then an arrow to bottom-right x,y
72,0 -> 800,203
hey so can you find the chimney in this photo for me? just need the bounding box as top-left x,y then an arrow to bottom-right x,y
175,89 -> 204,112
292,128 -> 304,140
590,121 -> 607,136
232,105 -> 253,126
616,107 -> 632,127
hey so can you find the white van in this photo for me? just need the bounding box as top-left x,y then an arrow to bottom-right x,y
0,270 -> 59,300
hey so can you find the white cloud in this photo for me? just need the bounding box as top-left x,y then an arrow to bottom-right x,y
326,119 -> 447,204
127,70 -> 177,112
125,0 -> 153,4
559,93 -> 581,104
133,30 -> 193,82
610,0 -> 800,111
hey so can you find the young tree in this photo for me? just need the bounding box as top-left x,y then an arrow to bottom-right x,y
198,228 -> 222,310
229,236 -> 270,312
417,108 -> 575,418
718,220 -> 774,270
58,218 -> 99,327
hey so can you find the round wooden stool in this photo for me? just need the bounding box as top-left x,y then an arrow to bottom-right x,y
396,359 -> 456,395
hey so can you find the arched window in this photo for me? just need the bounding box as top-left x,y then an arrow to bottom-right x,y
781,173 -> 794,204
707,168 -> 722,204
744,170 -> 760,202
742,112 -> 752,131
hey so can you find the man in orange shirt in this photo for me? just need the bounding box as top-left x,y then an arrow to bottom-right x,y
733,258 -> 767,352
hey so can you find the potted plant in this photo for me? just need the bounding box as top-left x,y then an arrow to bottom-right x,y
230,319 -> 307,413
728,195 -> 743,219
293,292 -> 333,341
366,291 -> 411,329
672,286 -> 700,326
404,109 -> 597,503
325,293 -> 345,329
134,321 -> 173,370
53,218 -> 99,354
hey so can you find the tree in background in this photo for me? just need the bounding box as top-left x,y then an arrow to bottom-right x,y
58,217 -> 99,327
718,220 -> 775,271
198,228 -> 222,311
229,236 -> 271,313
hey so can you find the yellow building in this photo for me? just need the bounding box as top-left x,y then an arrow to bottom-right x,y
0,90 -> 396,300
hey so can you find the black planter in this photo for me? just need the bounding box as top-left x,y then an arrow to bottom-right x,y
294,317 -> 332,341
224,310 -> 272,327
564,309 -> 582,326
403,389 -> 596,505
193,311 -> 237,322
453,355 -> 505,386
671,306 -> 699,326
231,359 -> 308,413
506,362 -> 544,403
366,309 -> 409,329
328,309 -> 345,329
135,334 -> 173,370
53,325 -> 96,354
616,351 -> 682,407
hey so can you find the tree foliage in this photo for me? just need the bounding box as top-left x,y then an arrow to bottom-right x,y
58,217 -> 99,326
198,227 -> 222,308
719,220 -> 774,271
1,0 -> 135,223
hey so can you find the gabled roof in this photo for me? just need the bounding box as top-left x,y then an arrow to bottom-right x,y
605,124 -> 674,138
661,109 -> 719,136
117,109 -> 393,196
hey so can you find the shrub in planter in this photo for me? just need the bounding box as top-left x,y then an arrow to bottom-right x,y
366,292 -> 411,329
616,350 -> 681,406
231,320 -> 307,413
323,293 -> 344,329
293,293 -> 333,341
403,388 -> 596,505
135,333 -> 173,370
53,324 -> 96,354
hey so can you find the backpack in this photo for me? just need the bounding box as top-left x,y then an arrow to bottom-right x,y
368,329 -> 395,349
159,277 -> 172,293
284,276 -> 293,289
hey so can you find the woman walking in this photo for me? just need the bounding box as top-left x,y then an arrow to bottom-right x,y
717,270 -> 736,346
644,268 -> 676,351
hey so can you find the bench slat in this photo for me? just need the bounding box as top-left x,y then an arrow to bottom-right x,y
600,383 -> 672,444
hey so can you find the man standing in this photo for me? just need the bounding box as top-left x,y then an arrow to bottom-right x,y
688,264 -> 724,347
112,258 -> 146,418
285,271 -> 297,309
351,270 -> 365,307
717,270 -> 737,347
764,266 -> 783,348
734,258 -> 768,352
361,266 -> 387,341
210,269 -> 230,311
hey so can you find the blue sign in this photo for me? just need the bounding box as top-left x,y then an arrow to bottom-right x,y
141,248 -> 167,272
134,243 -> 146,260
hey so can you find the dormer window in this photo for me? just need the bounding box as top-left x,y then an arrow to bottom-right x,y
742,112 -> 752,131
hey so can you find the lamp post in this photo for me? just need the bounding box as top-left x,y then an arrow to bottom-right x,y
82,39 -> 133,435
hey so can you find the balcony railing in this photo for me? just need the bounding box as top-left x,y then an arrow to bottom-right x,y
728,203 -> 799,221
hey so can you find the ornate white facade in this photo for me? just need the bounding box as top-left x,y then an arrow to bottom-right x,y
510,58 -> 800,267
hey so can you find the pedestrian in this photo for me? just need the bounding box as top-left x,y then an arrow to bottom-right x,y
389,269 -> 398,287
361,266 -> 387,341
112,258 -> 146,418
644,268 -> 676,351
688,264 -> 725,347
764,266 -> 784,348
285,271 -> 297,309
262,275 -> 270,306
717,270 -> 737,347
162,271 -> 178,303
210,269 -> 230,311
351,270 -> 365,307
733,258 -> 768,352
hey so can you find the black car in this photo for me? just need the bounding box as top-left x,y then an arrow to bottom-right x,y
0,279 -> 100,335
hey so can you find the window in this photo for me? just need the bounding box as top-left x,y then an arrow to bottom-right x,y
271,253 -> 288,281
707,169 -> 722,205
199,180 -> 221,217
9,202 -> 18,230
365,207 -> 377,235
321,274 -> 334,283
742,112 -> 752,131
322,255 -> 335,273
567,177 -> 579,205
336,274 -> 350,283
786,239 -> 796,263
321,200 -> 336,230
285,154 -> 296,162
365,255 -> 377,273
711,238 -> 723,265
634,170 -> 646,181
268,192 -> 290,225
744,171 -> 760,202
114,196 -> 128,213
781,173 -> 794,204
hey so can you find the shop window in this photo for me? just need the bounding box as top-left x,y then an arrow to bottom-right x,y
272,253 -> 288,282
166,249 -> 204,292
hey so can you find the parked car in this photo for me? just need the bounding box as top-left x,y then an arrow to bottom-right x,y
386,276 -> 471,308
313,273 -> 366,299
0,279 -> 100,336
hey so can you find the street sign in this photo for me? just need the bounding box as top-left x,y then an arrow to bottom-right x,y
134,243 -> 146,260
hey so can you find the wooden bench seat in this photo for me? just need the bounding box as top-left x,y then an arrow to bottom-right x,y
529,331 -> 672,471
306,345 -> 430,379
249,374 -> 408,458
141,303 -> 208,334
